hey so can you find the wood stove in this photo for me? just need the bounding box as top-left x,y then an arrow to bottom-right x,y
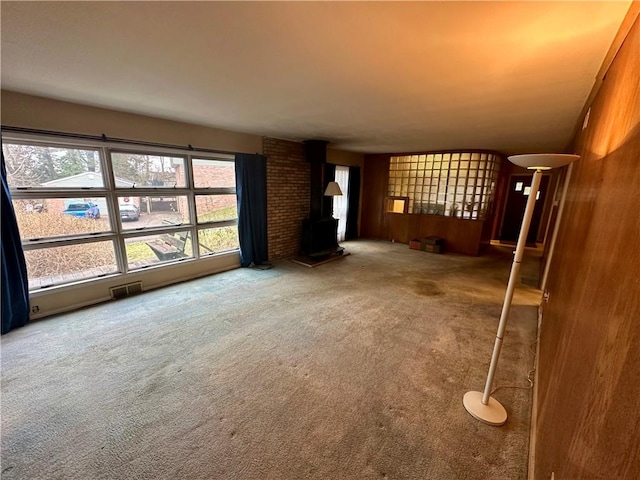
300,140 -> 342,257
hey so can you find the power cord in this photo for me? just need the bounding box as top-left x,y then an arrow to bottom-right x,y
491,340 -> 537,394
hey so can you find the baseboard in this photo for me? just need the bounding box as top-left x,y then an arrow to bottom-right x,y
28,255 -> 240,321
528,305 -> 544,480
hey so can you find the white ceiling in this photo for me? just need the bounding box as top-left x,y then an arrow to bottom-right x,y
0,1 -> 631,154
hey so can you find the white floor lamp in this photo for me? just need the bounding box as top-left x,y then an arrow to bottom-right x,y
463,153 -> 579,426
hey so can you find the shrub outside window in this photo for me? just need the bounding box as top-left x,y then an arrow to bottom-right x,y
23,241 -> 118,290
13,197 -> 111,239
198,226 -> 239,255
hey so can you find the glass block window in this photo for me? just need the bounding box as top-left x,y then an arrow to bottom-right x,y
388,152 -> 501,219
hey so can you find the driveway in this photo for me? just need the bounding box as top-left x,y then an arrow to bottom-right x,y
132,211 -> 183,228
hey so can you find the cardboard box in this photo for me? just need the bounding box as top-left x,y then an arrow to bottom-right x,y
420,237 -> 444,253
421,236 -> 444,246
422,243 -> 443,254
409,239 -> 421,250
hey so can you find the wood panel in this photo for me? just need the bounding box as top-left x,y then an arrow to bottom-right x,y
360,154 -> 389,238
385,214 -> 484,256
534,12 -> 640,480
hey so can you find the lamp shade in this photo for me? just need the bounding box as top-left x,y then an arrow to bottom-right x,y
324,181 -> 343,196
508,154 -> 579,170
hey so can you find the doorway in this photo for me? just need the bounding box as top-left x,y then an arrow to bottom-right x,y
500,174 -> 550,244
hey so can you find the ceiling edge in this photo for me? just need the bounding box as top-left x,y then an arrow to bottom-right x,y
566,1 -> 640,152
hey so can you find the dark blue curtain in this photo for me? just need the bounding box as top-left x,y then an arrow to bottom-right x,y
346,166 -> 361,240
1,151 -> 30,334
235,153 -> 268,267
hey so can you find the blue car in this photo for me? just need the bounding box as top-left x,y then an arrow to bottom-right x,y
62,202 -> 101,219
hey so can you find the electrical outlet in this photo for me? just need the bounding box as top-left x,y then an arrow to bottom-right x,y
31,305 -> 40,313
543,290 -> 550,303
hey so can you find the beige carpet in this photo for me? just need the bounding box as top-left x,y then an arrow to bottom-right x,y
1,240 -> 540,479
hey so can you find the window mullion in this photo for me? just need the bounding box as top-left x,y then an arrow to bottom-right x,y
185,154 -> 199,257
103,147 -> 127,273
21,232 -> 117,250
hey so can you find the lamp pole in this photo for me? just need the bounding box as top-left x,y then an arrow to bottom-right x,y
463,169 -> 543,425
463,153 -> 578,426
483,170 -> 542,402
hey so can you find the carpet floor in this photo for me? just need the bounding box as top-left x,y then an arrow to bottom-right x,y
1,240 -> 541,479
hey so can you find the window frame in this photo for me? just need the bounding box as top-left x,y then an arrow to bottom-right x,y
3,132 -> 239,290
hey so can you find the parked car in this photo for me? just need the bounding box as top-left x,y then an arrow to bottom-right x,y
119,204 -> 140,221
62,202 -> 100,219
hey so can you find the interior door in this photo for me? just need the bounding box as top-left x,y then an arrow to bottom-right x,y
500,174 -> 549,244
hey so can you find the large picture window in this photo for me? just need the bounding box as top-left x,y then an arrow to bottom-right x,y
388,152 -> 501,219
2,136 -> 238,291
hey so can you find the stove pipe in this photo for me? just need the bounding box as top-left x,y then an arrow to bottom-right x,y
304,139 -> 329,219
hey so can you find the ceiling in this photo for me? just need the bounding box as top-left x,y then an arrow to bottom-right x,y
0,1 -> 631,154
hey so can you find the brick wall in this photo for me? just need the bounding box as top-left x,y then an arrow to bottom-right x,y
264,137 -> 310,260
176,163 -> 237,217
174,162 -> 235,189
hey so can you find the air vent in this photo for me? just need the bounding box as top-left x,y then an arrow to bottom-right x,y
110,282 -> 143,299
110,286 -> 127,299
127,282 -> 143,295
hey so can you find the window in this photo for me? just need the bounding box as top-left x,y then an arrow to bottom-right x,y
111,152 -> 186,188
388,152 -> 501,219
4,143 -> 103,188
198,226 -> 240,255
192,158 -> 235,188
195,194 -> 237,223
124,230 -> 194,268
2,136 -> 238,291
191,157 -> 238,258
25,241 -> 118,289
12,197 -> 109,239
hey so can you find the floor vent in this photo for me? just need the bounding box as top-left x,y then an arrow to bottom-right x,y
110,282 -> 143,299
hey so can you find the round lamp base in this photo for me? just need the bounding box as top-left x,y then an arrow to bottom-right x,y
463,391 -> 507,426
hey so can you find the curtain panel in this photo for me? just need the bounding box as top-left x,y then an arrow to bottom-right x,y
234,153 -> 268,267
346,166 -> 361,240
1,151 -> 30,334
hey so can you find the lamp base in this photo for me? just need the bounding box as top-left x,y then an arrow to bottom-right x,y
463,391 -> 507,426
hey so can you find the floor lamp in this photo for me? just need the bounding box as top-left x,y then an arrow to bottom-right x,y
463,153 -> 579,426
324,181 -> 343,217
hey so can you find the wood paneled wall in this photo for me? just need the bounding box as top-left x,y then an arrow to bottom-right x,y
534,12 -> 640,480
360,154 -> 389,239
384,213 -> 484,256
